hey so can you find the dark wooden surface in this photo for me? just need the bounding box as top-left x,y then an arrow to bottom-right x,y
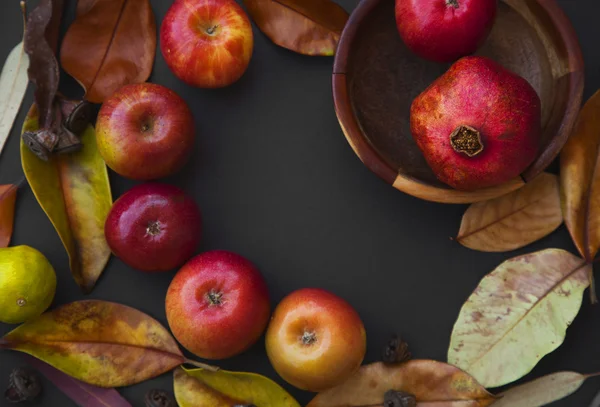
1,0 -> 600,406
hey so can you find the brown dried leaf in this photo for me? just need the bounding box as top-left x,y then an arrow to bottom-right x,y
307,360 -> 496,407
60,0 -> 157,103
448,249 -> 590,388
24,0 -> 61,128
0,300 -> 184,387
457,173 -> 562,252
244,0 -> 348,56
560,90 -> 600,261
492,371 -> 599,407
0,184 -> 18,248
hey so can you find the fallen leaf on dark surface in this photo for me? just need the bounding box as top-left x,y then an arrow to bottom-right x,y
491,371 -> 599,407
21,105 -> 112,293
0,40 -> 30,156
0,300 -> 185,387
448,249 -> 590,388
457,172 -> 562,252
0,184 -> 19,248
24,0 -> 61,129
306,360 -> 495,407
174,366 -> 300,407
26,355 -> 133,407
60,0 -> 157,103
560,90 -> 600,261
244,0 -> 348,56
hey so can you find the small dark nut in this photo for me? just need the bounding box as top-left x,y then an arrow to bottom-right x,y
5,367 -> 42,403
384,390 -> 416,407
54,126 -> 83,155
382,334 -> 411,364
60,99 -> 93,135
145,389 -> 176,407
22,130 -> 57,161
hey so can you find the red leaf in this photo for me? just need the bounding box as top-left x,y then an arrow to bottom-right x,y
25,356 -> 132,407
0,184 -> 18,248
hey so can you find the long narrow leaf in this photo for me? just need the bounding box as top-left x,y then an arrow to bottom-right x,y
0,41 -> 29,156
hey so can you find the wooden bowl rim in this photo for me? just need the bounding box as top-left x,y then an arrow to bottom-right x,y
333,0 -> 584,204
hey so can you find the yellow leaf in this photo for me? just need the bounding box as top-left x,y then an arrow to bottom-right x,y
21,105 -> 112,293
448,249 -> 590,388
0,300 -> 184,387
307,360 -> 496,407
560,90 -> 600,261
457,173 -> 562,252
174,366 -> 300,407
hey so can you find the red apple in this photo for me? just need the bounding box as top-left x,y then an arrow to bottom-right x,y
265,288 -> 366,392
160,0 -> 254,88
395,0 -> 497,63
166,251 -> 270,359
410,56 -> 541,190
96,83 -> 194,180
105,183 -> 201,272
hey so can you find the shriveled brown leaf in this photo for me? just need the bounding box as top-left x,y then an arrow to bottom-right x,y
492,371 -> 599,407
0,300 -> 184,387
560,90 -> 600,261
244,0 -> 348,56
307,360 -> 496,407
0,184 -> 18,248
60,0 -> 156,103
457,173 -> 562,252
448,249 -> 590,388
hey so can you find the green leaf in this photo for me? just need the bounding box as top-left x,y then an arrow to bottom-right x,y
448,249 -> 590,388
174,366 -> 300,407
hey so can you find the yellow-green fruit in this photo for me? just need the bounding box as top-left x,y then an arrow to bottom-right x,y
0,245 -> 56,324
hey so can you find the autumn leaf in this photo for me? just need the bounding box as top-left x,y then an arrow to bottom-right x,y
457,173 -> 562,252
307,360 -> 496,407
174,366 -> 300,407
244,0 -> 349,56
0,184 -> 18,248
24,0 -> 61,128
448,249 -> 590,388
492,371 -> 599,407
26,355 -> 133,407
21,105 -> 112,293
60,0 -> 156,103
560,90 -> 600,261
0,300 -> 185,387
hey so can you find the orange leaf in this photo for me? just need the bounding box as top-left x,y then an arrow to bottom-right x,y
60,0 -> 156,103
0,184 -> 18,248
244,0 -> 349,56
307,360 -> 496,407
560,90 -> 600,261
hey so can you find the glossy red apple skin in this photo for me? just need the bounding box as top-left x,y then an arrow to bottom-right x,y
166,251 -> 270,360
395,0 -> 497,63
160,0 -> 254,88
105,183 -> 201,272
410,56 -> 541,191
265,288 -> 367,392
96,83 -> 194,181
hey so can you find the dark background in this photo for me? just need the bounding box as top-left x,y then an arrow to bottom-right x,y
1,0 -> 600,406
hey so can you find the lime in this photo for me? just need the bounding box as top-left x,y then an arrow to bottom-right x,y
0,245 -> 57,324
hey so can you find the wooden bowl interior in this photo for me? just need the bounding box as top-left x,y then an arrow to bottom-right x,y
345,0 -> 576,191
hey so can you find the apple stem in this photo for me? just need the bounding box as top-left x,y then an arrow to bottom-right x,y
206,25 -> 219,35
183,359 -> 220,372
446,0 -> 459,8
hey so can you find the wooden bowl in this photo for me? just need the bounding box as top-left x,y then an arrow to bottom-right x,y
333,0 -> 584,204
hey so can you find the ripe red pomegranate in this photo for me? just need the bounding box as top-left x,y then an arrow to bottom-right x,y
410,56 -> 541,191
395,0 -> 497,63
